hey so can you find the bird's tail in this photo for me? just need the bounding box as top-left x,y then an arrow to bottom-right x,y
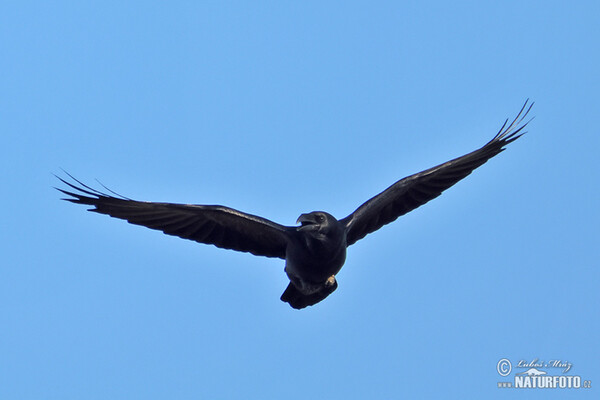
280,281 -> 338,310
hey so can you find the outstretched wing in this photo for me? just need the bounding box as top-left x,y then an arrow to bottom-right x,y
341,100 -> 533,246
56,175 -> 292,259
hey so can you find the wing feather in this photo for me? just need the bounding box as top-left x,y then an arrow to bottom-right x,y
56,175 -> 292,259
341,100 -> 533,246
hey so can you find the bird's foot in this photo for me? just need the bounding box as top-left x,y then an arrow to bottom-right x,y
325,275 -> 336,287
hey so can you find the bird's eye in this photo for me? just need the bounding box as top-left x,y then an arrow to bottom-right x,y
317,214 -> 325,223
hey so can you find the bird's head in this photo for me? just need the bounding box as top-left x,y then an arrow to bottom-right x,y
296,211 -> 340,236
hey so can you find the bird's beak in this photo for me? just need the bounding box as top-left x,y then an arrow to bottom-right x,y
296,213 -> 316,229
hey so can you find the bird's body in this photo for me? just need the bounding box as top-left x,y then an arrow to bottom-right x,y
282,212 -> 347,307
57,101 -> 533,309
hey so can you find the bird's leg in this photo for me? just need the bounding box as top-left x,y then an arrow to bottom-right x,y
325,275 -> 336,287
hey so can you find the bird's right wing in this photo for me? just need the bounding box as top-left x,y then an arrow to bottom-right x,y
57,175 -> 293,259
341,100 -> 533,246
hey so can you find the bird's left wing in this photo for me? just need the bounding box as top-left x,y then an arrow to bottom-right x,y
57,175 -> 292,259
341,100 -> 533,246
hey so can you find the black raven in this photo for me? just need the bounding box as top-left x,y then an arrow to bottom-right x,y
57,101 -> 532,309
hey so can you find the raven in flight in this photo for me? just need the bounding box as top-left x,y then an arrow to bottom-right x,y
57,101 -> 532,309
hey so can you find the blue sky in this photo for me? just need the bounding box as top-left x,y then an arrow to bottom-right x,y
1,1 -> 598,399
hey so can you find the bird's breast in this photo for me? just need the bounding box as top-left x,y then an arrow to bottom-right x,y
284,234 -> 347,284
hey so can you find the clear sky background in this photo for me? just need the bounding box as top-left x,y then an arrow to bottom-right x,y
1,1 -> 598,399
